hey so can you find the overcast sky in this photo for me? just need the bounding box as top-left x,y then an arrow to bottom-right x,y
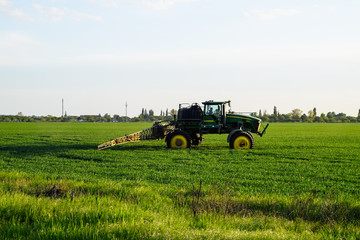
1,0 -> 359,117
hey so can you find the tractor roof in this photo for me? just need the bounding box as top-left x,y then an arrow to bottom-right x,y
202,100 -> 231,105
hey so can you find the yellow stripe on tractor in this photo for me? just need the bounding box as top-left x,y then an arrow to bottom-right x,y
227,115 -> 252,121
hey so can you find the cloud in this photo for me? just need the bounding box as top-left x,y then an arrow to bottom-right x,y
87,0 -> 120,8
33,4 -> 65,22
244,9 -> 300,20
73,11 -> 102,21
33,4 -> 102,22
99,0 -> 120,8
141,0 -> 199,10
0,0 -> 11,8
0,0 -> 33,21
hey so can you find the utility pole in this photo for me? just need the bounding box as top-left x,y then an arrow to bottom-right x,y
62,98 -> 64,118
125,101 -> 128,122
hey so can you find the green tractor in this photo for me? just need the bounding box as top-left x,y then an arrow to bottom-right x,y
166,100 -> 268,149
98,100 -> 268,150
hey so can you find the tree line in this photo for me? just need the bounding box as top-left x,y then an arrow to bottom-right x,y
253,107 -> 360,123
0,109 -> 177,123
1,107 -> 360,123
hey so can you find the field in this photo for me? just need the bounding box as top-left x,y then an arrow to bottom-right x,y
0,122 -> 359,239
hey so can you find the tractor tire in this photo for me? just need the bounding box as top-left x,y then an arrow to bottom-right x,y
248,132 -> 254,143
167,130 -> 191,149
229,131 -> 254,149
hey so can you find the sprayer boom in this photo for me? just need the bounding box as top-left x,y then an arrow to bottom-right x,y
98,121 -> 174,150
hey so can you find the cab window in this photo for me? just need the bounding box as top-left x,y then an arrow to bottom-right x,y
205,105 -> 221,116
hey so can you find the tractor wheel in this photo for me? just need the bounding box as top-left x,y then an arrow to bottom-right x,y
230,131 -> 254,149
248,132 -> 254,143
167,131 -> 191,149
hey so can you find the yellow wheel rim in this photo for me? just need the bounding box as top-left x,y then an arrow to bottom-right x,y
170,135 -> 187,149
233,136 -> 251,149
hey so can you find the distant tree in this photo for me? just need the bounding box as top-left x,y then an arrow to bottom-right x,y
335,113 -> 346,118
132,117 -> 140,122
149,109 -> 154,117
301,114 -> 308,122
259,109 -> 262,117
273,106 -> 277,116
113,114 -> 120,122
313,116 -> 323,122
166,109 -> 169,116
291,108 -> 302,119
348,116 -> 357,123
284,113 -> 292,122
308,110 -> 314,118
46,115 -> 53,122
278,114 -> 286,122
327,112 -> 335,118
313,107 -> 317,117
336,113 -> 348,123
321,113 -> 328,122
262,115 -> 270,122
307,110 -> 314,122
170,109 -> 178,116
88,116 -> 95,122
104,113 -> 111,122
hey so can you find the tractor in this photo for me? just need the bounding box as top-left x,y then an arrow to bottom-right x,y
98,100 -> 268,150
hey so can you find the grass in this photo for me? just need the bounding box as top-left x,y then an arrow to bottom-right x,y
0,122 -> 359,239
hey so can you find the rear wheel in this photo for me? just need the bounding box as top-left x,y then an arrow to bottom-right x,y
167,131 -> 191,149
230,132 -> 254,149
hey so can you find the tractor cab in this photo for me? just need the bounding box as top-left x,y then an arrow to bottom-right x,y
202,100 -> 230,132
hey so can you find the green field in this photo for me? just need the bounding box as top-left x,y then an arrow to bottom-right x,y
0,122 -> 359,239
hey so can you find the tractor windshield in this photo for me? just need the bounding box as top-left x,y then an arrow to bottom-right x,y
205,104 -> 221,116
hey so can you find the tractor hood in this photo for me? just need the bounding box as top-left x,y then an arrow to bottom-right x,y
226,113 -> 262,133
226,113 -> 261,122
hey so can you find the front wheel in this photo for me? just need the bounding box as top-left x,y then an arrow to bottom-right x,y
229,132 -> 254,149
167,131 -> 191,149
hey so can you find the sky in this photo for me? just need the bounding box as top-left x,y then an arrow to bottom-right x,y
1,0 -> 360,117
